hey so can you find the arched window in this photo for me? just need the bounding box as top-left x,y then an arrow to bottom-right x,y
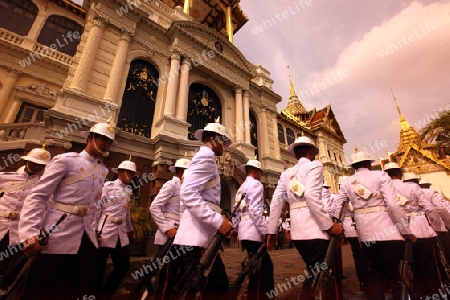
37,15 -> 83,56
286,128 -> 295,145
117,60 -> 159,138
249,111 -> 258,157
0,0 -> 38,36
277,123 -> 285,144
186,83 -> 221,140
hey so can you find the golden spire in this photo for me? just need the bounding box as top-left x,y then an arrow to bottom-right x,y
288,66 -> 297,97
226,5 -> 234,43
391,89 -> 409,130
183,0 -> 191,14
390,89 -> 419,155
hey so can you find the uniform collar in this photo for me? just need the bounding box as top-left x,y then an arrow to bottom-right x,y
356,168 -> 369,172
297,157 -> 311,164
80,150 -> 100,164
172,176 -> 181,184
200,146 -> 215,156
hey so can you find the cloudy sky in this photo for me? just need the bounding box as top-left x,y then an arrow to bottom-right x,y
234,0 -> 450,160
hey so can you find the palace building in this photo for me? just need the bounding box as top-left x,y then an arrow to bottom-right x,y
0,0 -> 349,219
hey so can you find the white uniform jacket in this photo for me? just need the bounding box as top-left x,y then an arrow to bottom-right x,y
334,168 -> 411,243
149,176 -> 181,245
19,151 -> 108,254
392,180 -> 439,238
422,188 -> 450,232
0,170 -> 40,246
95,179 -> 133,248
321,188 -> 335,216
173,146 -> 223,249
233,176 -> 268,242
268,158 -> 333,240
342,205 -> 358,238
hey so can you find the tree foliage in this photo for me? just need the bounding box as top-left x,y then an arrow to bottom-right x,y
419,110 -> 450,148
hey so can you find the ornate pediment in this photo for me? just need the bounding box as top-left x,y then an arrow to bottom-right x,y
399,147 -> 446,174
169,21 -> 256,81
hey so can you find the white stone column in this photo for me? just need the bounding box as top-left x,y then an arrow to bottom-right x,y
235,88 -> 244,143
163,53 -> 181,117
0,69 -> 20,117
103,30 -> 132,103
272,112 -> 281,159
243,90 -> 250,144
70,16 -> 107,91
260,107 -> 269,156
175,57 -> 190,120
2,97 -> 22,123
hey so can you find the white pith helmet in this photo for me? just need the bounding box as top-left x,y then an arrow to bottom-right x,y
239,159 -> 265,174
194,117 -> 232,147
112,160 -> 138,175
384,162 -> 402,171
338,175 -> 348,185
419,179 -> 431,187
169,158 -> 191,172
80,122 -> 117,146
288,136 -> 319,156
403,172 -> 420,182
349,146 -> 374,165
21,148 -> 51,165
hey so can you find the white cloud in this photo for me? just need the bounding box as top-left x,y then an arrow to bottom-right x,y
293,1 -> 450,157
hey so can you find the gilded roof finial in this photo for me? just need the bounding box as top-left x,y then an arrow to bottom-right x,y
390,89 -> 414,131
288,66 -> 297,97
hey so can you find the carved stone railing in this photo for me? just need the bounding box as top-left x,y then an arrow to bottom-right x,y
0,122 -> 45,142
33,43 -> 73,66
0,28 -> 24,46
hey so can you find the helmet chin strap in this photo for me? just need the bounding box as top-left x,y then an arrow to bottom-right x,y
93,138 -> 109,157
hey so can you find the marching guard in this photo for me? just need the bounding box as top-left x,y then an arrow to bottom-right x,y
96,160 -> 136,299
172,120 -> 233,299
233,159 -> 274,300
149,156 -> 190,299
0,147 -> 51,293
267,136 -> 343,300
338,176 -> 368,292
18,122 -> 114,299
334,150 -> 415,300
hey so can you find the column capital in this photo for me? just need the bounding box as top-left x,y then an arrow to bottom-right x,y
119,28 -> 134,42
92,15 -> 108,28
170,52 -> 181,61
243,90 -> 250,97
6,68 -> 21,78
234,87 -> 243,94
181,56 -> 191,65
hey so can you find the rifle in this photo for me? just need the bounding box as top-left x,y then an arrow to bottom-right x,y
131,236 -> 175,300
96,214 -> 108,238
0,213 -> 68,294
174,193 -> 246,299
436,235 -> 450,279
229,241 -> 267,298
311,200 -> 347,300
399,239 -> 415,300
